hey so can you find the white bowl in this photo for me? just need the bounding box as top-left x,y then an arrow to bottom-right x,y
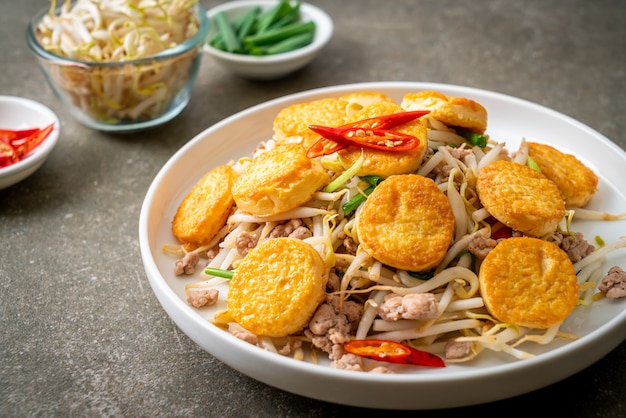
139,81 -> 626,409
204,0 -> 333,80
0,96 -> 60,189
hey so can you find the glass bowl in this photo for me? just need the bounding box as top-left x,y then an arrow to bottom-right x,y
26,2 -> 210,133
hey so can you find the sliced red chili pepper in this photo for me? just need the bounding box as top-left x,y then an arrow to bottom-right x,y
0,127 -> 40,145
309,125 -> 419,153
490,225 -> 512,240
344,339 -> 446,367
0,141 -> 19,168
14,123 -> 54,159
306,135 -> 347,158
341,110 -> 430,130
306,110 -> 429,158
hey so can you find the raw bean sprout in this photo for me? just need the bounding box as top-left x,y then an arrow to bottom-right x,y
33,0 -> 203,124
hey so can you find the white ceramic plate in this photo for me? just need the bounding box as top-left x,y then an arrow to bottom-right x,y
139,82 -> 626,410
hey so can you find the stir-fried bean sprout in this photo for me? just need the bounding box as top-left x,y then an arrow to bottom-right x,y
33,0 -> 203,124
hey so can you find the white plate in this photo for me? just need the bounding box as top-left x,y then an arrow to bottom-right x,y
139,81 -> 626,410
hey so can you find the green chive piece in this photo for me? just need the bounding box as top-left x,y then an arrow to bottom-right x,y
526,155 -> 542,172
342,187 -> 373,216
214,11 -> 243,53
456,127 -> 487,148
267,3 -> 301,30
236,7 -> 262,40
265,31 -> 314,54
341,176 -> 384,215
244,21 -> 315,48
255,0 -> 291,33
204,267 -> 234,279
595,235 -> 606,247
407,270 -> 435,280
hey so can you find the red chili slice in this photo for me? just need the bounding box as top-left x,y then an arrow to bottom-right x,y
0,123 -> 55,168
0,127 -> 40,145
309,125 -> 419,153
0,141 -> 19,168
490,225 -> 513,240
14,123 -> 54,159
306,135 -> 347,158
306,110 -> 429,158
341,110 -> 430,130
344,339 -> 446,367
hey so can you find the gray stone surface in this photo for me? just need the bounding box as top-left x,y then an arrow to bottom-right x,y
1,0 -> 625,416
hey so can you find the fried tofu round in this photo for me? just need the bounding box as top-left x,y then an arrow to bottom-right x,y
401,90 -> 488,134
227,237 -> 328,337
477,160 -> 565,237
527,142 -> 598,207
273,97 -> 349,149
339,92 -> 397,117
337,101 -> 429,177
479,237 -> 579,329
172,164 -> 236,251
232,143 -> 330,216
356,174 -> 455,271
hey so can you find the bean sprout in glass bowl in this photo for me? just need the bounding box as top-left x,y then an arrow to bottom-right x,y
26,1 -> 210,133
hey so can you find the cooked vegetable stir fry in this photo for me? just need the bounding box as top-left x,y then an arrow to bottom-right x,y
167,90 -> 626,373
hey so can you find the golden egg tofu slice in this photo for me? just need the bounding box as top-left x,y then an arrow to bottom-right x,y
400,90 -> 488,134
339,91 -> 397,116
227,237 -> 328,337
477,160 -> 565,237
273,97 -> 349,149
479,237 -> 579,329
527,141 -> 598,207
232,143 -> 330,216
356,174 -> 455,272
171,164 -> 236,251
336,101 -> 429,177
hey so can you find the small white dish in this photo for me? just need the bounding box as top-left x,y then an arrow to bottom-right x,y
0,96 -> 60,189
139,82 -> 626,409
204,0 -> 333,80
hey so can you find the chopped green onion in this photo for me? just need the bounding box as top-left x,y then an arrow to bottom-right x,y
236,7 -> 262,40
455,127 -> 487,148
407,270 -> 435,280
210,7 -> 260,47
341,176 -> 385,216
204,267 -> 234,279
527,155 -> 541,172
250,31 -> 314,55
323,151 -> 365,193
244,21 -> 315,48
266,4 -> 301,30
342,188 -> 371,216
255,0 -> 292,33
595,235 -> 606,247
214,11 -> 243,53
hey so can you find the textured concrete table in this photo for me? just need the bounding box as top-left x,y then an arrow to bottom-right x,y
2,0 -> 625,416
